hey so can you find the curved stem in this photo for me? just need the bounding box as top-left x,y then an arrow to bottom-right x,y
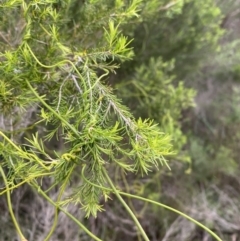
0,166 -> 28,241
121,169 -> 136,211
123,193 -> 222,241
25,43 -> 107,96
102,167 -> 150,241
31,182 -> 103,241
26,80 -> 80,137
81,166 -> 223,241
25,44 -> 87,92
44,165 -> 76,241
0,172 -> 55,195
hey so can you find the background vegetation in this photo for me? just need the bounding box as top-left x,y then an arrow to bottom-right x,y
1,0 -> 240,241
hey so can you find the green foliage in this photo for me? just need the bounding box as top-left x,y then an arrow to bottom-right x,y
0,0 -> 172,208
0,0 -> 229,240
117,57 -> 195,153
128,0 -> 224,78
0,0 -> 174,240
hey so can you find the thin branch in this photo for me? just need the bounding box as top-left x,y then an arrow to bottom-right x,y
86,67 -> 93,114
0,166 -> 28,241
102,167 -> 150,241
81,166 -> 223,241
32,182 -> 103,241
71,74 -> 83,95
56,74 -> 69,112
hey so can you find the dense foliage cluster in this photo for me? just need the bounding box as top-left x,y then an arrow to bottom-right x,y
0,0 -> 240,241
